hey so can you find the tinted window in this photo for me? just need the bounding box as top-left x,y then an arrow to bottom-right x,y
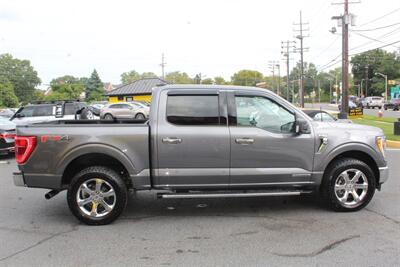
167,95 -> 220,125
109,104 -> 120,109
120,104 -> 131,109
235,96 -> 295,133
64,103 -> 78,115
19,106 -> 34,117
33,105 -> 54,116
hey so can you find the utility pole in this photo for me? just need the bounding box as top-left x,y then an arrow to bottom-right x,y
160,53 -> 166,79
318,80 -> 321,103
282,40 -> 296,102
268,61 -> 278,93
293,11 -> 309,108
364,65 -> 369,97
276,63 -> 281,96
332,0 -> 358,118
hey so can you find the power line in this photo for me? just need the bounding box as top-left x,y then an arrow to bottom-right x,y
351,31 -> 400,49
352,22 -> 400,32
349,39 -> 400,56
356,7 -> 400,27
318,26 -> 400,71
318,39 -> 400,71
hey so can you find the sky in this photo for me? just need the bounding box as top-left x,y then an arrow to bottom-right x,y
0,0 -> 399,87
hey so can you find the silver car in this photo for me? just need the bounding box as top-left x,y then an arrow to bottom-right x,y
100,102 -> 149,120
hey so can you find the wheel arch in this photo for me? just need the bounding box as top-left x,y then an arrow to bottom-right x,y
320,150 -> 380,190
57,144 -> 137,188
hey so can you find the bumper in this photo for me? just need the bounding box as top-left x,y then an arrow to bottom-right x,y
379,166 -> 389,184
13,172 -> 26,187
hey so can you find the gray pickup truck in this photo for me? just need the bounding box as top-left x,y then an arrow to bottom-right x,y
13,85 -> 389,225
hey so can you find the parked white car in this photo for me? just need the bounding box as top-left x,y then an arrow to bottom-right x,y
362,96 -> 384,109
100,102 -> 150,120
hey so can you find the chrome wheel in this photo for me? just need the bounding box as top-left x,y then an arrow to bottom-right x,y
86,110 -> 94,120
334,169 -> 368,208
76,178 -> 116,218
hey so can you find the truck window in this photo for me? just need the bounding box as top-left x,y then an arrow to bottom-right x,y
64,103 -> 77,115
166,95 -> 220,125
235,96 -> 295,133
18,106 -> 34,117
32,105 -> 54,117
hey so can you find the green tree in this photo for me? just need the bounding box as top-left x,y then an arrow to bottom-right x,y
231,70 -> 263,86
121,70 -> 140,84
0,53 -> 41,103
49,75 -> 84,100
351,49 -> 400,96
141,72 -> 158,79
0,82 -> 19,108
289,62 -> 319,96
201,78 -> 214,84
214,76 -> 227,85
165,71 -> 193,84
85,69 -> 104,101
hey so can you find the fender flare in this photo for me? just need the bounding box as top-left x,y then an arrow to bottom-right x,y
318,142 -> 382,172
55,143 -> 137,177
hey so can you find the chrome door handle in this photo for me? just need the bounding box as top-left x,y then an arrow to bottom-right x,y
162,137 -> 182,144
235,138 -> 254,144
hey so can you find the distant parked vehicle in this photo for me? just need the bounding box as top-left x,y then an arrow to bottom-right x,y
338,100 -> 358,110
302,110 -> 352,123
363,97 -> 384,109
384,98 -> 400,111
10,101 -> 95,125
0,108 -> 16,118
0,117 -> 15,155
100,102 -> 150,120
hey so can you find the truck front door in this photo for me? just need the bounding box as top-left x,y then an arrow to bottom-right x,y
228,92 -> 315,187
155,90 -> 230,189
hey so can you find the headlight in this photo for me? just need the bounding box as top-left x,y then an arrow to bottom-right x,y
376,136 -> 386,157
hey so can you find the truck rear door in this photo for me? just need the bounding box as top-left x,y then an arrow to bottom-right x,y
154,89 -> 230,189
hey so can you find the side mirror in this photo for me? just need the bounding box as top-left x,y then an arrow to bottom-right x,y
294,119 -> 309,135
15,113 -> 25,118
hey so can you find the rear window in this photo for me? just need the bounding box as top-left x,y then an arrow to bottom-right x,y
166,95 -> 220,125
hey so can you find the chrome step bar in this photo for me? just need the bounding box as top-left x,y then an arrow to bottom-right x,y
158,191 -> 312,199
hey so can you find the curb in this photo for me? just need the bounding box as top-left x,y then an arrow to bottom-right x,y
387,140 -> 400,149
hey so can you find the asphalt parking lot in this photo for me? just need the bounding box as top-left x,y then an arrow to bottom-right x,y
0,151 -> 399,267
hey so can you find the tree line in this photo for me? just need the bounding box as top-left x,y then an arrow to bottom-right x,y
1,48 -> 399,107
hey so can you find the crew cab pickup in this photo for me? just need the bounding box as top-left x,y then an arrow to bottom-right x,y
13,85 -> 389,225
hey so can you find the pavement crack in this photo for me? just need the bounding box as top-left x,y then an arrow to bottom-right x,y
273,235 -> 360,258
365,208 -> 400,225
0,226 -> 78,262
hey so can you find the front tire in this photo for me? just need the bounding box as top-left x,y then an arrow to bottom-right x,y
67,166 -> 128,225
321,158 -> 376,212
104,114 -> 114,120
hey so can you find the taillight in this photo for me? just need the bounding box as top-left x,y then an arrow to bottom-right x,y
15,136 -> 37,164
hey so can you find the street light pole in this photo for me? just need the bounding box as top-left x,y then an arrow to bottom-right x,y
376,72 -> 388,101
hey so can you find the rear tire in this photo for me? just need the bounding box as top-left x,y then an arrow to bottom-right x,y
321,158 -> 376,212
135,113 -> 145,120
67,166 -> 128,225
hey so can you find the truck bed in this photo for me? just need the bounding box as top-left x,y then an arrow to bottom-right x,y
16,121 -> 150,189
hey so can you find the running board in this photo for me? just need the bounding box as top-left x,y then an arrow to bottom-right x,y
158,190 -> 312,199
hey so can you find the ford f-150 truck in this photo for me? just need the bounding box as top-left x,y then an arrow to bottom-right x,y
13,85 -> 389,225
